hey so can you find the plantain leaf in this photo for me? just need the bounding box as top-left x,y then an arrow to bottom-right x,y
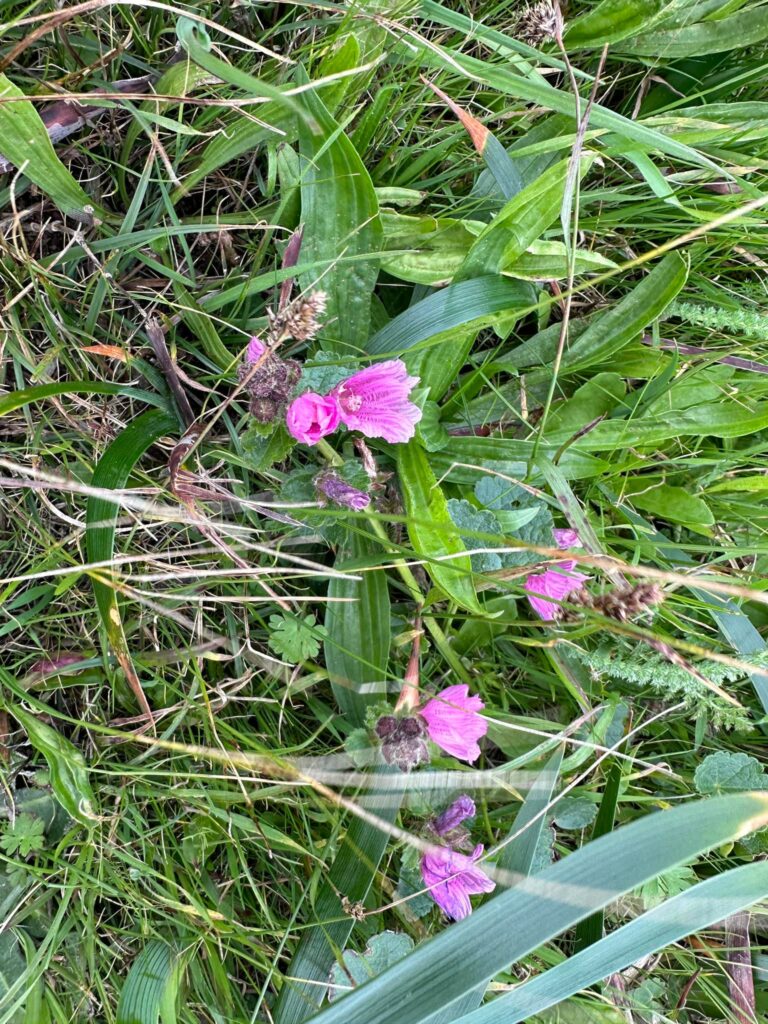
116,940 -> 182,1024
397,445 -> 481,613
621,4 -> 768,57
303,793 -> 768,1024
324,529 -> 391,725
9,705 -> 97,825
564,0 -> 672,47
0,381 -> 166,418
457,861 -> 768,1024
457,155 -> 594,281
0,73 -> 106,218
297,71 -> 381,353
367,277 -> 535,356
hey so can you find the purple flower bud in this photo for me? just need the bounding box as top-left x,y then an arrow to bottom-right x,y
246,336 -> 267,364
374,713 -> 429,772
553,527 -> 580,549
315,471 -> 370,511
434,796 -> 476,836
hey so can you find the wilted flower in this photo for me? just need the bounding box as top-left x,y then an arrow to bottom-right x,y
515,1 -> 563,45
333,360 -> 422,444
420,685 -> 487,763
420,843 -> 496,920
433,795 -> 476,837
270,291 -> 328,343
239,337 -> 301,423
286,392 -> 341,445
315,471 -> 370,511
375,713 -> 430,772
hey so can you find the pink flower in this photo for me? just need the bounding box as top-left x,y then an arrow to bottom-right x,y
525,565 -> 588,620
420,684 -> 487,763
553,527 -> 580,549
333,360 -> 422,443
433,795 -> 476,836
245,336 -> 266,363
286,392 -> 341,445
420,843 -> 496,920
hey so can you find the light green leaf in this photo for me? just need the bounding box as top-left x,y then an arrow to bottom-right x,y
564,0 -> 673,47
268,614 -> 327,663
553,797 -> 598,831
694,751 -> 766,795
620,480 -> 714,529
297,73 -> 381,353
116,940 -> 182,1024
9,705 -> 97,825
0,73 -> 105,218
397,445 -> 481,612
329,933 -> 414,1002
621,4 -> 768,56
303,793 -> 768,1024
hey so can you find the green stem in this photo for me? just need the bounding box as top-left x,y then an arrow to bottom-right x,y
315,436 -> 471,684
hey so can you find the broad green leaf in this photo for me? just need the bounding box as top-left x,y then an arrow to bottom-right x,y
564,0 -> 673,47
297,73 -> 381,353
504,251 -> 688,372
379,210 -> 480,286
503,241 -> 617,281
459,861 -> 768,1024
620,479 -> 714,529
545,373 -> 626,436
694,751 -> 766,795
86,409 -> 178,717
457,155 -> 594,281
621,4 -> 768,56
9,705 -> 97,825
428,437 -> 610,487
0,73 -> 105,218
116,940 -> 182,1024
367,277 -> 536,356
324,529 -> 391,724
397,445 -> 481,613
0,930 -> 26,1024
303,793 -> 768,1024
553,796 -> 598,831
273,770 -> 403,1024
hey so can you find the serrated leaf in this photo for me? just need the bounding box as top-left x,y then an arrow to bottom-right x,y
268,614 -> 326,663
694,751 -> 766,795
241,422 -> 295,472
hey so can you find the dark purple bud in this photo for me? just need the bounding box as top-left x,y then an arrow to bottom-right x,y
315,471 -> 370,511
374,713 -> 430,773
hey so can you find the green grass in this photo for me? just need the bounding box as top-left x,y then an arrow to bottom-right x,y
2,1 -> 768,1022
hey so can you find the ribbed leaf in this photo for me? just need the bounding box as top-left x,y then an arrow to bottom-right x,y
367,277 -> 535,356
0,73 -> 105,218
324,529 -> 391,725
297,73 -> 381,353
564,0 -> 672,47
0,382 -> 165,418
458,860 -> 768,1024
621,5 -> 768,57
116,940 -> 182,1024
397,445 -> 481,612
304,793 -> 768,1024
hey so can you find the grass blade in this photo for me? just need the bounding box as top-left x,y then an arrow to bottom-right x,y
459,861 -> 768,1024
303,793 -> 768,1024
116,940 -> 182,1024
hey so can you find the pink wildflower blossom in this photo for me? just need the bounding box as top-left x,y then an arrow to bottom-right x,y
286,392 -> 341,445
420,685 -> 487,763
420,843 -> 496,920
333,359 -> 422,443
553,527 -> 580,549
525,566 -> 588,620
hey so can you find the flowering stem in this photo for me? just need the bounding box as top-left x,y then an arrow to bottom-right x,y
394,624 -> 421,712
315,437 -> 343,467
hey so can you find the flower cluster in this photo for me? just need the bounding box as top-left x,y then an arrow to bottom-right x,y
286,359 -> 422,446
375,684 -> 488,772
238,336 -> 301,424
420,796 -> 496,920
